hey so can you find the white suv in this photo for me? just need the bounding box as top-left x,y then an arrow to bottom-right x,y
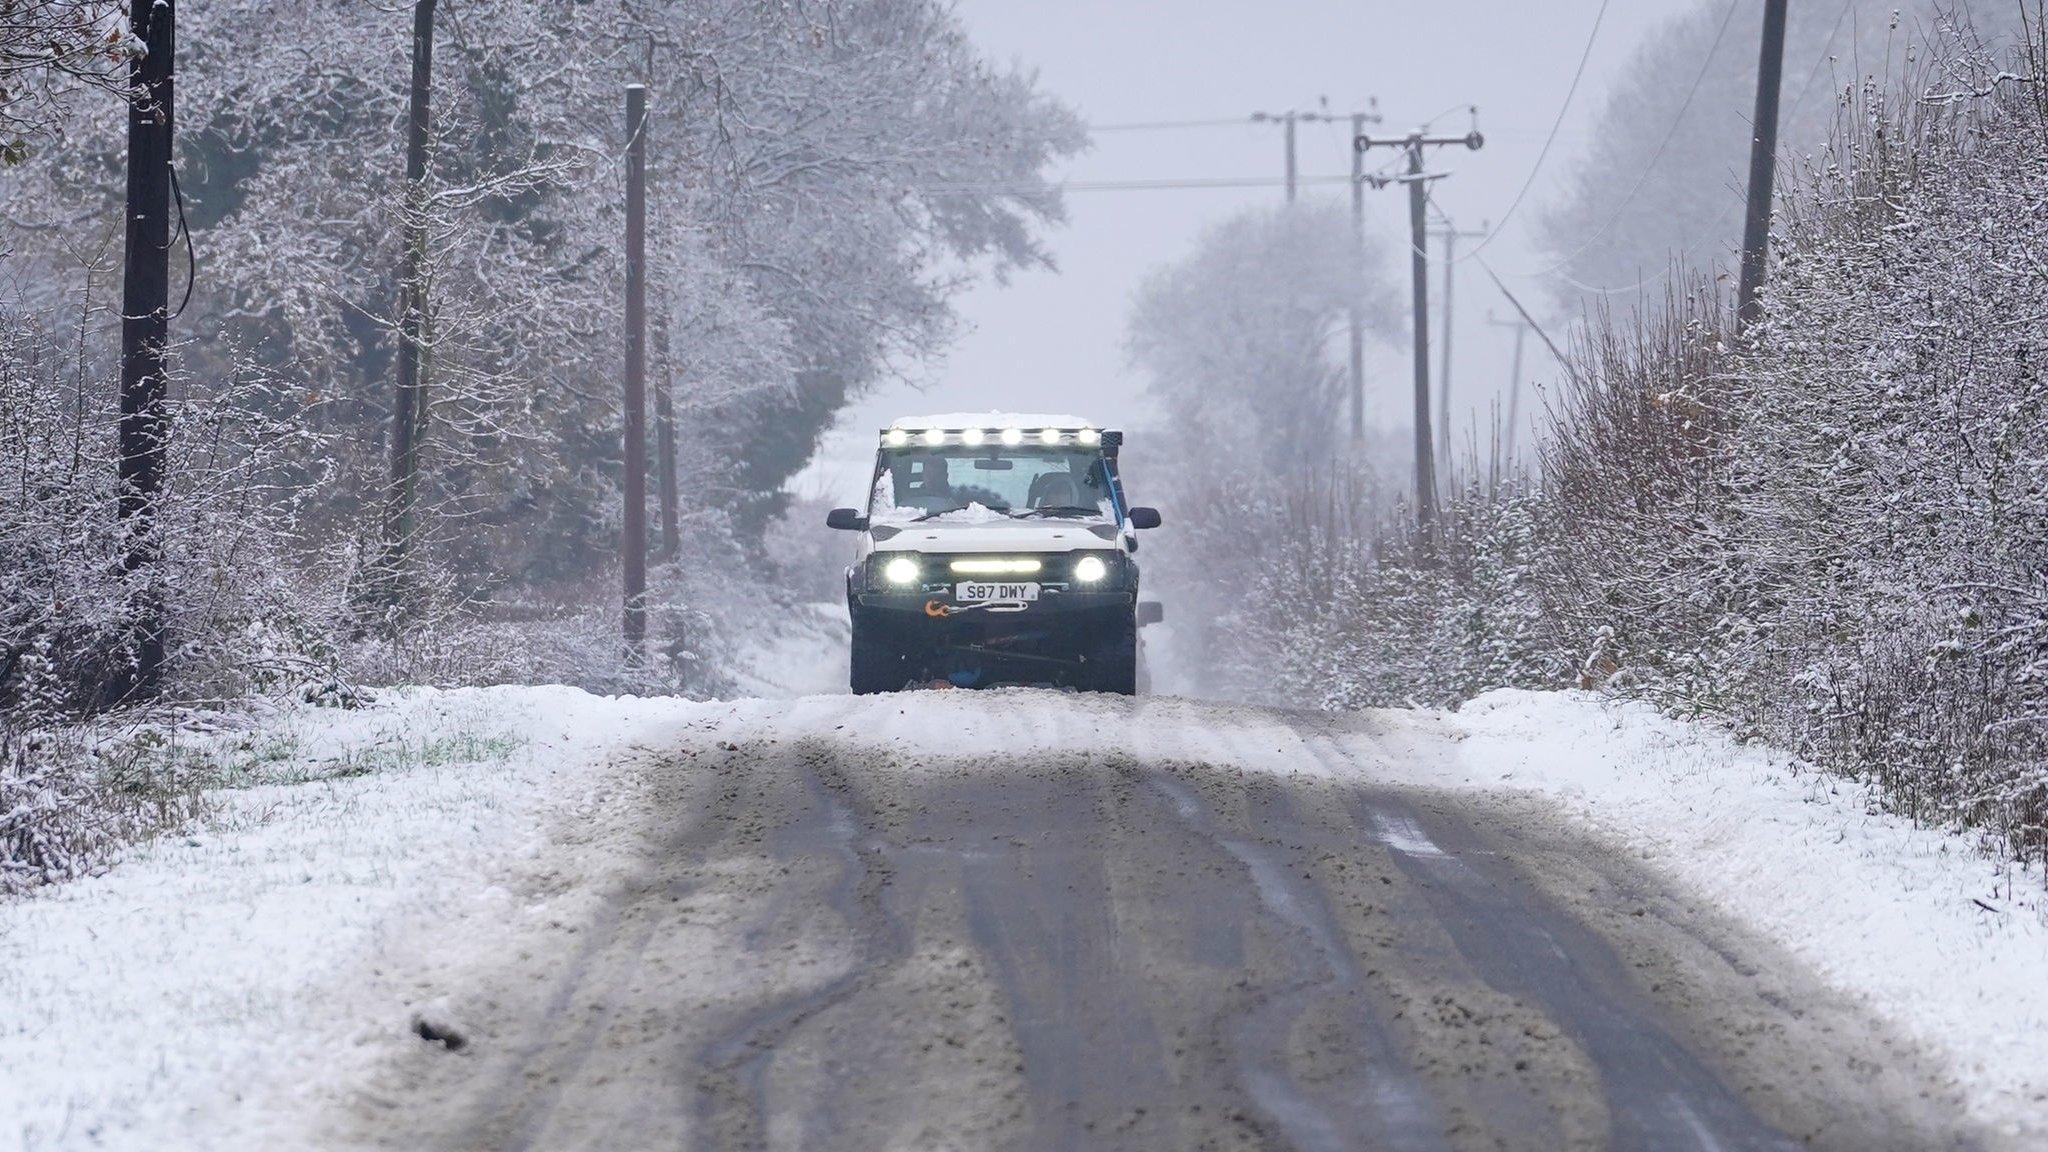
826,413 -> 1163,693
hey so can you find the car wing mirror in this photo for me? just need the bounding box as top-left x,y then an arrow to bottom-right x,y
1138,601 -> 1165,627
1127,507 -> 1162,530
826,507 -> 868,531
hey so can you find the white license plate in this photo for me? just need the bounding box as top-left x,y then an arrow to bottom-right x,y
956,581 -> 1040,603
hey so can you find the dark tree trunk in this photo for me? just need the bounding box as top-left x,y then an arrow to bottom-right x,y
112,0 -> 176,704
375,0 -> 437,618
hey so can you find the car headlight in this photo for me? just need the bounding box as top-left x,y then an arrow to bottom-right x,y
883,556 -> 921,586
1073,555 -> 1108,583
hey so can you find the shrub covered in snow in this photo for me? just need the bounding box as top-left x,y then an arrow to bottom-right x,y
1163,25 -> 2048,868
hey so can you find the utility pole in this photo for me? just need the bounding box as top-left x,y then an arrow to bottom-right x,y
1736,0 -> 1788,331
376,0 -> 437,621
1487,312 -> 1531,467
643,41 -> 680,565
1253,108 -> 1311,202
623,83 -> 649,654
655,337 -> 680,562
1284,112 -> 1297,202
1251,101 -> 1383,440
114,0 -> 175,702
1253,101 -> 1378,205
1431,218 -> 1487,480
1349,112 -> 1367,443
1356,123 -> 1485,527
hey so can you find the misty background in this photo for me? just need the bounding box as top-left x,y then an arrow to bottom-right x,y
797,0 -> 1702,498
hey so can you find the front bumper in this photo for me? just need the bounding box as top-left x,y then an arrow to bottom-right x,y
850,562 -> 1136,678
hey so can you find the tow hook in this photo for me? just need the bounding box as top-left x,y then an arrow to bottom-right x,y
924,599 -> 952,618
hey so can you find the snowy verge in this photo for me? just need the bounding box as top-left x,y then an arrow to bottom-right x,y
726,600 -> 850,699
0,685 -> 731,1152
1366,688 -> 2048,1145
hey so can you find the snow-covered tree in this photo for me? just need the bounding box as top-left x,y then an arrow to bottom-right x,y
1127,201 -> 1397,470
0,0 -> 130,158
1537,0 -> 2024,306
0,0 -> 1082,694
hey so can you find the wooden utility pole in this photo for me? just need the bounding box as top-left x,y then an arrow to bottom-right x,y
639,38 -> 680,565
377,0 -> 437,615
622,83 -> 649,652
655,334 -> 680,561
1357,124 -> 1484,526
1487,312 -> 1531,467
1431,218 -> 1487,479
1283,111 -> 1297,202
1406,140 -> 1432,518
1736,0 -> 1788,331
1253,104 -> 1377,207
113,0 -> 175,703
1348,112 -> 1368,443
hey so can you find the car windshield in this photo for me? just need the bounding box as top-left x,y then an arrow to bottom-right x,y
869,445 -> 1116,524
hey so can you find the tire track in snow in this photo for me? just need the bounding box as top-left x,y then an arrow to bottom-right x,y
1145,769 -> 1451,1152
689,742 -> 911,1152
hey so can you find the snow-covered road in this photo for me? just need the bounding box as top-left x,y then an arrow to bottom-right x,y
6,688 -> 2043,1150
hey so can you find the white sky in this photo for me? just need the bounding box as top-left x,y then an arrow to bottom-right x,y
796,0 -> 1702,501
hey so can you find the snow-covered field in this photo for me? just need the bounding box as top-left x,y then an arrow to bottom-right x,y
0,687 -> 728,1151
3,685 -> 2044,1149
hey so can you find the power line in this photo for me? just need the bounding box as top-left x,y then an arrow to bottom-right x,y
1542,0 -> 1844,295
912,173 -> 1366,195
1083,116 -> 1255,133
1505,0 -> 1743,281
1451,0 -> 1613,264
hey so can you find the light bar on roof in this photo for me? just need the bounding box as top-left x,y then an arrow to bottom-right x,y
879,425 -> 1105,448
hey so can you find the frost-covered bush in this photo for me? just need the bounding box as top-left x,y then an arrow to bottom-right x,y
1,725 -> 204,894
1150,465 -> 1561,709
0,309 -> 343,719
1257,475 -> 1561,711
1531,285 -> 1752,712
1172,22 -> 2048,867
1722,45 -> 2048,859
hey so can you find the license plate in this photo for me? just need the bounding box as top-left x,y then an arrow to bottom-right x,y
956,581 -> 1040,603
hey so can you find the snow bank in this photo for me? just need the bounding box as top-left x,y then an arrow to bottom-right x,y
0,686 -> 722,1152
1376,689 -> 2048,1144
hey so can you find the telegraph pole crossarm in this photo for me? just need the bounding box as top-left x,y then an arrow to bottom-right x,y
1355,125 -> 1485,528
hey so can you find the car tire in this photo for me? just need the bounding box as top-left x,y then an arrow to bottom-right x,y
1087,614 -> 1139,695
848,607 -> 904,695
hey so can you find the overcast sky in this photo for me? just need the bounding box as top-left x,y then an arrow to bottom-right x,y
798,0 -> 1703,498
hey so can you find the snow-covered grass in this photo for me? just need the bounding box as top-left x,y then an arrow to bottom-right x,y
0,685 -> 723,1152
1370,689 -> 2048,1145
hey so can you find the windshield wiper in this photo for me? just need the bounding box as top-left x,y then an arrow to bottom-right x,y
1009,505 -> 1101,519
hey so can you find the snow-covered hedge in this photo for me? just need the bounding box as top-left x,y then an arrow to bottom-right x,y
1215,30 -> 2048,868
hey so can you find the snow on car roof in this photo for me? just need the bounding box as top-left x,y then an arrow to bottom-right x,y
888,412 -> 1095,430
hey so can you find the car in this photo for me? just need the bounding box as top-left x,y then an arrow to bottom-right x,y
825,413 -> 1164,694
